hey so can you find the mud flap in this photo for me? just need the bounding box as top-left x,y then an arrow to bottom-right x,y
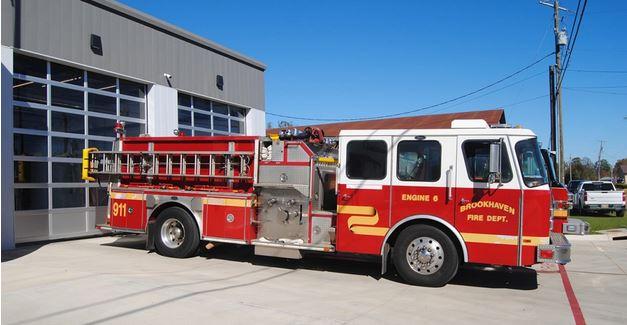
146,221 -> 157,251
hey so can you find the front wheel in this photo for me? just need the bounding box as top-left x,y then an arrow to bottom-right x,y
617,210 -> 625,217
154,207 -> 200,258
392,224 -> 459,287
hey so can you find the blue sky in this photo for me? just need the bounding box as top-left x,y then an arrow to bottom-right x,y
120,0 -> 626,163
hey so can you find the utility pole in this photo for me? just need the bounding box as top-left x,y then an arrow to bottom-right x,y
597,140 -> 604,180
549,66 -> 556,152
553,0 -> 565,183
541,0 -> 568,182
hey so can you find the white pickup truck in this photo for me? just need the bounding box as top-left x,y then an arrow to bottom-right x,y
573,181 -> 625,216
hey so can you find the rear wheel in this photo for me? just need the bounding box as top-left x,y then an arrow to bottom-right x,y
617,210 -> 625,217
154,207 -> 200,258
392,224 -> 459,287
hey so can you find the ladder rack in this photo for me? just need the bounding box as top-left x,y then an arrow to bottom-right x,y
84,150 -> 255,181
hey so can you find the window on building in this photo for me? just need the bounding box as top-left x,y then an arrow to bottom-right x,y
462,140 -> 513,183
51,111 -> 84,134
14,134 -> 47,156
87,71 -> 116,92
51,86 -> 84,110
119,79 -> 145,98
13,106 -> 47,130
14,162 -> 48,183
120,99 -> 145,119
52,188 -> 85,209
13,54 -> 46,78
13,79 -> 47,104
15,189 -> 49,211
177,92 -> 247,136
178,93 -> 191,107
11,54 -> 147,215
346,140 -> 387,180
397,140 -> 441,182
51,62 -> 83,86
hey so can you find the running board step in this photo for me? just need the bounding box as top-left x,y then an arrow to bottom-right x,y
251,239 -> 335,252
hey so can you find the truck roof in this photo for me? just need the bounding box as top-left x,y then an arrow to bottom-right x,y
339,119 -> 536,137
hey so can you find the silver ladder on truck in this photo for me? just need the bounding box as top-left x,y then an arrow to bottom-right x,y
82,149 -> 256,181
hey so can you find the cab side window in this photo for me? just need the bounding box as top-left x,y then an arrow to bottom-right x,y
397,140 -> 441,182
462,140 -> 513,183
346,140 -> 387,180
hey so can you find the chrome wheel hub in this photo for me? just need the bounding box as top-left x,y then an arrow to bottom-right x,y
406,236 -> 444,275
160,218 -> 185,249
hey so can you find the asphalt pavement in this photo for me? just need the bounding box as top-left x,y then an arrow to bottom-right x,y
2,235 -> 626,324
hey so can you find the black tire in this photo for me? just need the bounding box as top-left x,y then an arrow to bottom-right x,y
392,224 -> 459,287
617,210 -> 625,217
154,207 -> 200,258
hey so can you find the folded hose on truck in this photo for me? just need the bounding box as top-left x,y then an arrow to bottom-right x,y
82,148 -> 98,182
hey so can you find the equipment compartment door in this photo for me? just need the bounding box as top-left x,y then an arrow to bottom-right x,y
202,197 -> 250,240
455,136 -> 522,266
109,195 -> 146,231
336,136 -> 392,255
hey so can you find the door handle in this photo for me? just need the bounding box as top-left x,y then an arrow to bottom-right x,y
460,198 -> 470,204
446,165 -> 453,201
341,194 -> 352,201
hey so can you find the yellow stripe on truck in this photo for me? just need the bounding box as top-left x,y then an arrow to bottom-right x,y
202,197 -> 253,208
461,233 -> 549,246
110,193 -> 144,200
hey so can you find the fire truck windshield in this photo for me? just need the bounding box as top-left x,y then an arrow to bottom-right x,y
515,138 -> 548,188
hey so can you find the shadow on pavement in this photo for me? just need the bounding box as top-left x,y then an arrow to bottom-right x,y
451,264 -> 538,290
101,234 -> 538,290
100,234 -> 148,250
1,244 -> 44,262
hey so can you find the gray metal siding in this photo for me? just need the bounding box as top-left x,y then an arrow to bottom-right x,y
2,0 -> 265,110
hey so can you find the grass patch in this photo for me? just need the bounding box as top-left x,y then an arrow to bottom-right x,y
572,212 -> 627,233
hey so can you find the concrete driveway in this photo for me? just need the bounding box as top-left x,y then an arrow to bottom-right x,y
2,235 -> 626,324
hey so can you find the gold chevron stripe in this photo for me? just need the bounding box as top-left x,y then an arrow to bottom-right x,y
338,205 -> 389,237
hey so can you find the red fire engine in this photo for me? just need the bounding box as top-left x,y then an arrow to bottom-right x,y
82,119 -> 571,286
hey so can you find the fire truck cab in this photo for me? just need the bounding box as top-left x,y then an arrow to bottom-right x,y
83,119 -> 570,287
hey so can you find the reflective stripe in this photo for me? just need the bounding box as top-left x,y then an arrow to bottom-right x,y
462,232 -> 549,246
110,192 -> 144,200
202,197 -> 252,208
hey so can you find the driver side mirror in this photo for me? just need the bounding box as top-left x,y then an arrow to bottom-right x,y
488,140 -> 503,184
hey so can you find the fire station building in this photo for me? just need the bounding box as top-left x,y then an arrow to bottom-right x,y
1,0 -> 266,248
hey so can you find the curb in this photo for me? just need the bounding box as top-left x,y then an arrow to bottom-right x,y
566,229 -> 627,242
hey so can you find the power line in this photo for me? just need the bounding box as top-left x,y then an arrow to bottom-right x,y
569,69 -> 627,74
429,70 -> 546,114
562,0 -> 582,66
267,52 -> 555,122
557,0 -> 588,90
502,94 -> 549,107
567,85 -> 627,89
563,87 -> 627,95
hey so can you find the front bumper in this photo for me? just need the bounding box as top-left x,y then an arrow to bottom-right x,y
563,218 -> 590,235
537,232 -> 571,264
583,204 -> 625,210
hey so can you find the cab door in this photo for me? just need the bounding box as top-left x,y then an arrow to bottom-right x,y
455,136 -> 522,266
390,135 -> 457,226
336,136 -> 392,254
